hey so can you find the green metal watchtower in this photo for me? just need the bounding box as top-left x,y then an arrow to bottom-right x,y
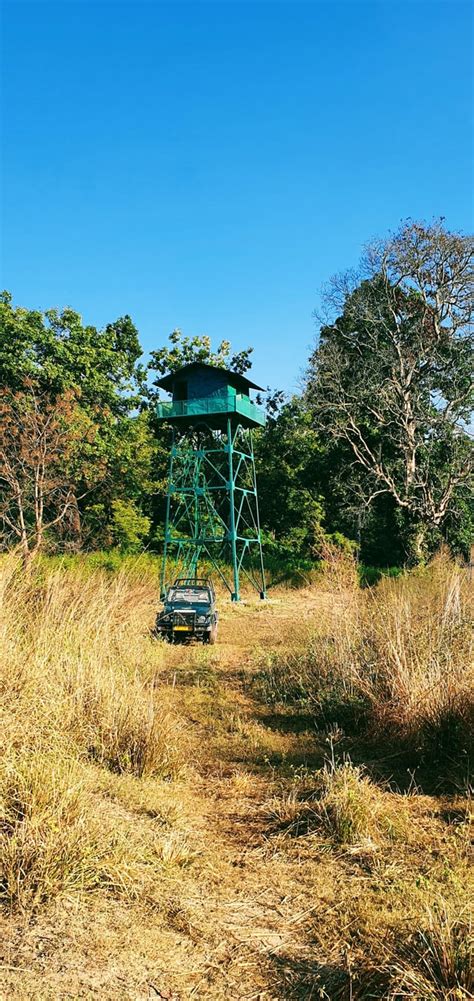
156,362 -> 266,601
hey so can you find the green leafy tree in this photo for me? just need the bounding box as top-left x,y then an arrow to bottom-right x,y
148,328 -> 253,390
254,396 -> 325,556
80,410 -> 162,550
0,292 -> 145,409
110,499 -> 151,553
307,220 -> 474,561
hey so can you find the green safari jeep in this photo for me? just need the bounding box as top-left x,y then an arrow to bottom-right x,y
155,578 -> 218,644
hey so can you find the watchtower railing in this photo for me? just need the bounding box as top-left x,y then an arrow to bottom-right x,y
156,394 -> 265,426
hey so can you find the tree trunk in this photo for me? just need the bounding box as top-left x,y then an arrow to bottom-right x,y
21,540 -> 35,573
69,492 -> 82,551
412,525 -> 428,563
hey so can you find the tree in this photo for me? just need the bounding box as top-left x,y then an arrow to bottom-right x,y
307,220 -> 474,560
0,387 -> 97,564
0,293 -> 156,552
80,410 -> 162,550
148,328 -> 253,389
0,292 -> 145,411
255,396 -> 325,555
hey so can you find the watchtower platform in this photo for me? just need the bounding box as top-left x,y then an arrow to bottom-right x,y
155,362 -> 265,429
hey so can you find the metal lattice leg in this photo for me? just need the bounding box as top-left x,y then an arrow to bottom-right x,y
161,422 -> 266,601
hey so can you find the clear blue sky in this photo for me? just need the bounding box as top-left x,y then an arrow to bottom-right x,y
1,1 -> 473,393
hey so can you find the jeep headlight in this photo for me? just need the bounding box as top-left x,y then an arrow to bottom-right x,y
197,614 -> 207,623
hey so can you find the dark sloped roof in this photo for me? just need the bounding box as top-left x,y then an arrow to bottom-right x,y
155,361 -> 264,393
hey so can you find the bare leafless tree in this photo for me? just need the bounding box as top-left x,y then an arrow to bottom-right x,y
0,386 -> 97,565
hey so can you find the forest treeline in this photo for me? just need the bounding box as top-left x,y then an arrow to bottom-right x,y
1,219 -> 473,568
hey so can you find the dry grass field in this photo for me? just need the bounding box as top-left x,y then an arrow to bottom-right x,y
0,554 -> 472,1000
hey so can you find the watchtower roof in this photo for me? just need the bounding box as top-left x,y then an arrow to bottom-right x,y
155,362 -> 264,394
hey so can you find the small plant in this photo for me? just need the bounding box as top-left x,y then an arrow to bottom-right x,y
267,758 -> 407,845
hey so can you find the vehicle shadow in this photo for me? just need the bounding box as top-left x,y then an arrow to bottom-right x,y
254,705 -> 471,796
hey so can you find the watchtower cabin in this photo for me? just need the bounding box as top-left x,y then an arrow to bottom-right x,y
155,362 -> 265,430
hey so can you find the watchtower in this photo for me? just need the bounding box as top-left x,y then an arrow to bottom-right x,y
156,362 -> 266,601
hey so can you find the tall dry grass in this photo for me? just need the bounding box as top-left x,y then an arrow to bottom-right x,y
256,551 -> 474,771
0,553 -> 472,998
386,904 -> 473,1000
0,556 -> 185,908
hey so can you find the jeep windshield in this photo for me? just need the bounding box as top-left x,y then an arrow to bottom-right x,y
167,588 -> 211,606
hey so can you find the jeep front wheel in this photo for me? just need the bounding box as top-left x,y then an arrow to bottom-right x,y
205,624 -> 217,645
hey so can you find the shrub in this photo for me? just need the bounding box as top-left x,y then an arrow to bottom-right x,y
110,499 -> 151,553
362,557 -> 473,760
358,565 -> 404,587
0,558 -> 185,779
76,674 -> 183,778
